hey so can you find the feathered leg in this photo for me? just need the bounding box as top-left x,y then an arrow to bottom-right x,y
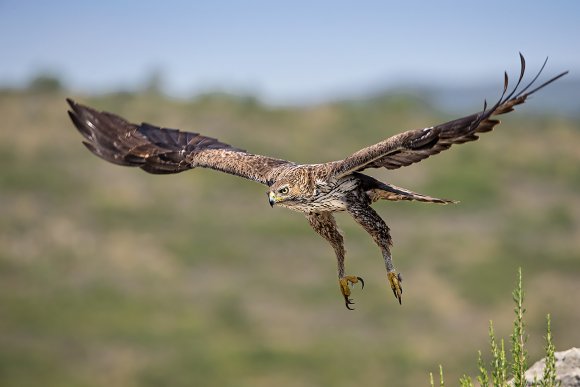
305,212 -> 364,310
346,202 -> 403,304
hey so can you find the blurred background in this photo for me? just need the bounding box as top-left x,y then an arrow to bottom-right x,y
1,1 -> 579,386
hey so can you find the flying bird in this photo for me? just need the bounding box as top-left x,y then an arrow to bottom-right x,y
67,55 -> 567,310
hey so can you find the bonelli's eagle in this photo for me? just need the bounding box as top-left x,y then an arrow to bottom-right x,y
68,55 -> 566,309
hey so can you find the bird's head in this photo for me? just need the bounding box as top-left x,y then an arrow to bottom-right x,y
267,180 -> 296,208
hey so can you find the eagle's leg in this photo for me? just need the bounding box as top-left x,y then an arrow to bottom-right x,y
305,212 -> 364,310
346,202 -> 403,304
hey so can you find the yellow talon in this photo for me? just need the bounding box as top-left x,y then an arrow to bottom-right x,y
338,275 -> 365,310
388,271 -> 403,304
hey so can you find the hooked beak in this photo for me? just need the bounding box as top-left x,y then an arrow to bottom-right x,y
268,192 -> 276,207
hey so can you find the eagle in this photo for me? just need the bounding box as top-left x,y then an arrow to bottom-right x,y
67,55 -> 566,310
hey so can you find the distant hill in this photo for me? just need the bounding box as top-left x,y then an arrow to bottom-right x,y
366,77 -> 580,117
2,72 -> 577,116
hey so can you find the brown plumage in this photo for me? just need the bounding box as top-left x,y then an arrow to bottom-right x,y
67,55 -> 567,309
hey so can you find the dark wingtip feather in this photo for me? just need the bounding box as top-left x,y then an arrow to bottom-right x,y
519,53 -> 526,79
487,55 -> 566,118
525,70 -> 569,96
504,71 -> 509,92
81,141 -> 99,156
66,98 -> 83,117
515,56 -> 549,98
501,53 -> 528,103
68,110 -> 94,141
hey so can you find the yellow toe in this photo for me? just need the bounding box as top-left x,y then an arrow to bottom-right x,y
387,271 -> 403,305
338,275 -> 365,310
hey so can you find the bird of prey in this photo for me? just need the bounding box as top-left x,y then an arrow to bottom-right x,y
67,55 -> 566,310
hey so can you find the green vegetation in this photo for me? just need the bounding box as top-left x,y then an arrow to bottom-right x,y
430,269 -> 561,387
27,73 -> 65,93
0,85 -> 578,387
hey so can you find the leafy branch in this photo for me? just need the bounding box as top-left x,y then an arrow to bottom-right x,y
430,268 -> 559,387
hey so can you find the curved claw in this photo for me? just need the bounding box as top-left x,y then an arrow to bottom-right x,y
393,290 -> 402,305
339,275 -> 364,310
344,296 -> 355,310
388,271 -> 403,305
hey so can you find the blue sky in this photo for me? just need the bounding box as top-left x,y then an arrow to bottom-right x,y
1,0 -> 578,104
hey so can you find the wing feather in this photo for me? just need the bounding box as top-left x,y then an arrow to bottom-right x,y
329,55 -> 567,178
67,99 -> 290,185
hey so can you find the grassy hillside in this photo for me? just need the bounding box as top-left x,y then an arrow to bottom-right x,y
0,90 -> 578,386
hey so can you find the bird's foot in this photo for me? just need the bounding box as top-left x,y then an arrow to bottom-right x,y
339,275 -> 365,310
387,271 -> 403,304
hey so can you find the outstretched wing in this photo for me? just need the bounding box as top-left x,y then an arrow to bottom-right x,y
67,99 -> 291,185
329,55 -> 568,178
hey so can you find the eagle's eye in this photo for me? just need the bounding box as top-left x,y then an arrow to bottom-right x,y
278,186 -> 289,195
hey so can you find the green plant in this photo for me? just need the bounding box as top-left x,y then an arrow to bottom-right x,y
431,268 -> 559,386
511,267 -> 528,385
541,314 -> 559,387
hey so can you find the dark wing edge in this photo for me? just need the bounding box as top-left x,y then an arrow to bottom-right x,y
329,54 -> 568,178
67,99 -> 290,185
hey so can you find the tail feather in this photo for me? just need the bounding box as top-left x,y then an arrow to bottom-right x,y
356,172 -> 456,204
368,183 -> 457,204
